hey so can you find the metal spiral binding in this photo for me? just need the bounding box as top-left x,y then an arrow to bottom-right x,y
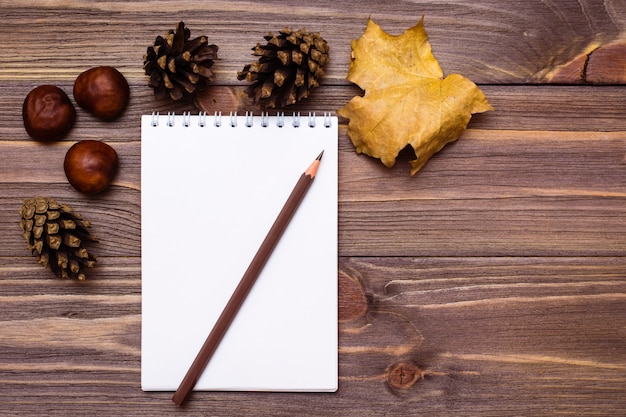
214,111 -> 222,127
323,112 -> 332,128
182,112 -> 191,127
198,112 -> 207,127
245,111 -> 254,127
149,111 -> 333,128
292,112 -> 301,128
276,112 -> 285,128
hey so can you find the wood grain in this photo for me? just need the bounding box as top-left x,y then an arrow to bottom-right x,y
1,0 -> 625,415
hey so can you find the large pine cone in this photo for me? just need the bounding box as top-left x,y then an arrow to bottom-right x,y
19,197 -> 96,280
144,21 -> 219,101
237,28 -> 329,108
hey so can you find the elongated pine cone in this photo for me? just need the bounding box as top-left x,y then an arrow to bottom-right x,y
144,21 -> 219,101
237,28 -> 329,108
19,197 -> 96,280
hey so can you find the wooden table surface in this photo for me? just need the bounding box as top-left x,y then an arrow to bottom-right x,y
1,1 -> 625,415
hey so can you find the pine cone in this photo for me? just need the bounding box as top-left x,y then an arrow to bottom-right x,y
19,197 -> 96,280
237,28 -> 329,108
144,21 -> 219,101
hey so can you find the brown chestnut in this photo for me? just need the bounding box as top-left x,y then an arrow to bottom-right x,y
73,66 -> 130,119
22,85 -> 76,141
64,140 -> 119,194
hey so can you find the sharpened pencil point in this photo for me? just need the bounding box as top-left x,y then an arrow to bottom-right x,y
305,152 -> 323,177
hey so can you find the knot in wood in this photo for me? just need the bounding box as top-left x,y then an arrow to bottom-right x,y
387,361 -> 423,390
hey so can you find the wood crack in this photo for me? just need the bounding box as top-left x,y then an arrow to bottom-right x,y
538,37 -> 626,84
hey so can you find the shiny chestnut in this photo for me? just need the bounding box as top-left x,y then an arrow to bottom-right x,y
22,85 -> 76,141
64,140 -> 119,194
73,66 -> 130,119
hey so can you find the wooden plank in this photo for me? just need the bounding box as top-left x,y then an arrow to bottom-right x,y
2,86 -> 625,259
0,0 -> 624,84
0,257 -> 624,415
2,130 -> 625,260
2,83 -> 626,135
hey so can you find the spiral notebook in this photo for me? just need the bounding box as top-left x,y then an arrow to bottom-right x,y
140,111 -> 338,392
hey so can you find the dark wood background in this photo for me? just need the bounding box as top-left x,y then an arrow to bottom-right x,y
1,1 -> 625,415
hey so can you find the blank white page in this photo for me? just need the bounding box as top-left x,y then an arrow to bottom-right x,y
141,112 -> 338,392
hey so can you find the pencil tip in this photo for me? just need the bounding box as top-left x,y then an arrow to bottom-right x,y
305,151 -> 324,177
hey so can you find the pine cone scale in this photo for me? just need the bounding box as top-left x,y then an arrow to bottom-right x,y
170,23 -> 187,54
192,44 -> 219,61
294,67 -> 306,87
274,69 -> 289,87
169,73 -> 195,94
47,222 -> 59,235
48,234 -> 62,250
182,36 -> 206,53
60,219 -> 76,229
64,234 -> 81,248
191,63 -> 215,80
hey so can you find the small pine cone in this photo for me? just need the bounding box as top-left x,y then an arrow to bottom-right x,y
237,28 -> 329,108
144,21 -> 219,101
19,197 -> 96,281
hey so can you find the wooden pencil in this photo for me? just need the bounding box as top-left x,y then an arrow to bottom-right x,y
172,151 -> 325,406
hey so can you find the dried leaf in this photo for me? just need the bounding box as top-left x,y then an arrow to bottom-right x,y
338,18 -> 493,175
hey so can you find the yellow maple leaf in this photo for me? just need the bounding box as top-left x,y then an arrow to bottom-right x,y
338,18 -> 493,175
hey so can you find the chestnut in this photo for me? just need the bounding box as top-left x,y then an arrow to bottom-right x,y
64,140 -> 119,194
22,85 -> 76,141
73,66 -> 130,119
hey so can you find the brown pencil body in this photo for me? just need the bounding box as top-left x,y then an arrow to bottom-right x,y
172,152 -> 323,406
